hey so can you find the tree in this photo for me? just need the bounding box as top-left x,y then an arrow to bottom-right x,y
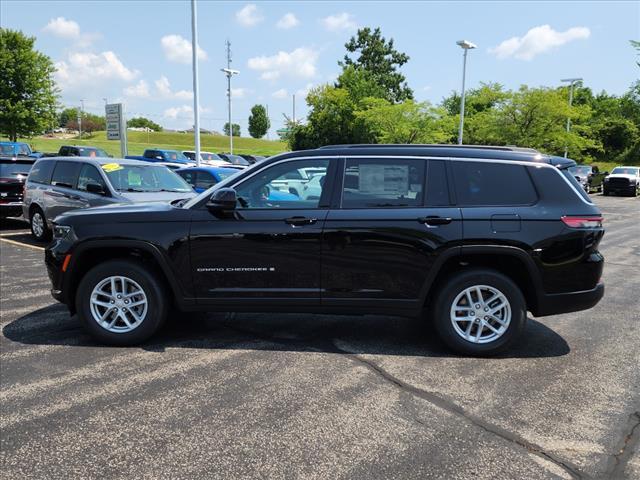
248,104 -> 270,138
631,40 -> 640,67
223,122 -> 241,137
65,112 -> 105,136
58,107 -> 78,128
127,116 -> 163,132
338,27 -> 413,103
0,29 -> 58,141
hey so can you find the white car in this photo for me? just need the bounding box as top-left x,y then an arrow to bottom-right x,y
183,150 -> 234,167
270,167 -> 327,198
603,166 -> 640,197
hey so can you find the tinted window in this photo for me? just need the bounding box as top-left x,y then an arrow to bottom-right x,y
342,158 -> 425,208
51,161 -> 82,189
77,164 -> 107,192
58,147 -> 69,156
235,159 -> 329,209
178,170 -> 196,186
196,172 -> 217,190
426,160 -> 449,206
452,161 -> 537,206
28,160 -> 55,185
0,161 -> 33,177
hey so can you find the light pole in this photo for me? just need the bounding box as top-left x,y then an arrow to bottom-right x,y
456,40 -> 477,145
561,77 -> 582,158
191,0 -> 202,166
79,99 -> 84,140
221,40 -> 239,154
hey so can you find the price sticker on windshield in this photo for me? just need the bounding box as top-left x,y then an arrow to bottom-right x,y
101,163 -> 124,173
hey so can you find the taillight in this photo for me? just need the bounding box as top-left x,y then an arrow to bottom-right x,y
561,216 -> 603,228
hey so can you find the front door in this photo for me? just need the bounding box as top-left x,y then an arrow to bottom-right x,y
190,157 -> 335,305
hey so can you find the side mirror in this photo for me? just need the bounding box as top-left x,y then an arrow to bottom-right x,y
206,188 -> 237,211
86,183 -> 106,195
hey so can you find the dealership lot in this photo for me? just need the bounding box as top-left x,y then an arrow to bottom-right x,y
0,194 -> 638,479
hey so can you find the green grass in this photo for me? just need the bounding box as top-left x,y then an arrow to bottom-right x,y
12,131 -> 288,157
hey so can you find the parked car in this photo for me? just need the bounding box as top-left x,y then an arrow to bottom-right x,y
56,145 -> 110,158
568,165 -> 608,193
0,141 -> 42,158
269,166 -> 326,198
0,156 -> 36,219
23,157 -> 195,240
183,151 -> 222,163
45,144 -> 605,355
126,149 -> 195,166
217,153 -> 251,167
603,166 -> 640,196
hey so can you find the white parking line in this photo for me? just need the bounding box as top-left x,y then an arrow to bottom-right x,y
0,237 -> 44,252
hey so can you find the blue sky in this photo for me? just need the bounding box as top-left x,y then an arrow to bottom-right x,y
2,1 -> 638,136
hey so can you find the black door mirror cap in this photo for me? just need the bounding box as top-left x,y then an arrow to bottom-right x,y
206,187 -> 237,212
86,183 -> 106,195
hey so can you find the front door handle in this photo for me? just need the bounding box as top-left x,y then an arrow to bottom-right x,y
285,216 -> 317,226
418,216 -> 453,226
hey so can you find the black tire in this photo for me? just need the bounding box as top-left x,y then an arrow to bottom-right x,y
76,260 -> 168,346
29,207 -> 51,241
430,269 -> 527,356
603,189 -> 609,196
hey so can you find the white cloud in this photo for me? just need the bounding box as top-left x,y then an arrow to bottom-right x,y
163,105 -> 193,120
231,87 -> 251,99
124,80 -> 150,98
236,4 -> 263,27
55,51 -> 139,90
422,85 -> 432,92
296,83 -> 314,97
272,88 -> 288,99
43,17 -> 80,38
248,47 -> 318,80
277,13 -> 299,29
155,76 -> 193,100
321,13 -> 357,32
489,25 -> 591,60
161,34 -> 208,64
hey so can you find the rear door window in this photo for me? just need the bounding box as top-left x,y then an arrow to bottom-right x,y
426,160 -> 450,206
28,160 -> 55,185
342,158 -> 425,208
178,170 -> 196,187
452,161 -> 537,206
196,172 -> 217,190
51,161 -> 82,189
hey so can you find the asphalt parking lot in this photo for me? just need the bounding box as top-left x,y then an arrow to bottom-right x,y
1,194 -> 638,480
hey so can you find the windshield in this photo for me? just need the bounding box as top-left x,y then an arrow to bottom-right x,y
103,164 -> 193,192
79,147 -> 109,157
224,154 -> 250,166
0,162 -> 33,177
611,167 -> 639,175
202,153 -> 222,161
163,150 -> 189,162
569,166 -> 591,175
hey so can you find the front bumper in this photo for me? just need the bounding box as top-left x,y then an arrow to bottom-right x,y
533,282 -> 604,317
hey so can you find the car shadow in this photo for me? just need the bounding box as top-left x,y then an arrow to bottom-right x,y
2,303 -> 570,359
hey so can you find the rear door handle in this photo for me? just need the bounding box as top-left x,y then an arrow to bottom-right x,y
285,216 -> 317,226
418,216 -> 453,227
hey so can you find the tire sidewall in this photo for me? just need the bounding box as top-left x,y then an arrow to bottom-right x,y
432,269 -> 527,356
76,260 -> 167,345
30,208 -> 50,241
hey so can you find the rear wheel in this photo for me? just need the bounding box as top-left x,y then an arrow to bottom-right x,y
603,188 -> 610,196
431,269 -> 527,356
76,260 -> 168,345
30,207 -> 51,241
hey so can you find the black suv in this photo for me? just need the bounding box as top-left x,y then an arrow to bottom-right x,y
45,145 -> 605,355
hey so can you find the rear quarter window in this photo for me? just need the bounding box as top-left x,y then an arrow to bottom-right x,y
452,161 -> 537,206
28,160 -> 55,185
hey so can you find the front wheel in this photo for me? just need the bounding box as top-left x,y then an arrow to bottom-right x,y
30,207 -> 51,241
431,269 -> 527,356
76,260 -> 168,345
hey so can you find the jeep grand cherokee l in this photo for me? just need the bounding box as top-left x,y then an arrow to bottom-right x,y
45,145 -> 605,355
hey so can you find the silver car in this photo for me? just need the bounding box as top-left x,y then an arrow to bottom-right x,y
23,157 -> 196,240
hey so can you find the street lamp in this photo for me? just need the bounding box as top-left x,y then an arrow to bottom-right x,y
221,67 -> 239,153
561,77 -> 583,158
191,0 -> 202,166
456,40 -> 477,145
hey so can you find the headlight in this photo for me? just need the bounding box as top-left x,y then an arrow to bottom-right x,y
53,225 -> 73,239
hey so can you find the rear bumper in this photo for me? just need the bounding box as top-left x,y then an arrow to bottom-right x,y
533,282 -> 604,317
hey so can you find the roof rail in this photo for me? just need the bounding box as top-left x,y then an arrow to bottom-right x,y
318,144 -> 539,153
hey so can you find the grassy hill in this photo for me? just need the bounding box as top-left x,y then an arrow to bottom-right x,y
14,131 -> 288,157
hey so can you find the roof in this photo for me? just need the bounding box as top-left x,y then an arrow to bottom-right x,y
36,156 -> 154,167
175,165 -> 239,172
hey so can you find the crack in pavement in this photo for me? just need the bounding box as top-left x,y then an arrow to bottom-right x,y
217,319 -> 587,479
605,411 -> 640,479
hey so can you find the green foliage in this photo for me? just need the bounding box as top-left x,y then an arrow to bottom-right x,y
127,116 -> 163,132
65,112 -> 105,136
631,40 -> 640,67
223,122 -> 241,137
339,27 -> 413,103
248,104 -> 270,138
0,29 -> 58,141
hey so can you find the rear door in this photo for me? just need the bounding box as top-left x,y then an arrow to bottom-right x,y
45,161 -> 85,220
321,157 -> 462,310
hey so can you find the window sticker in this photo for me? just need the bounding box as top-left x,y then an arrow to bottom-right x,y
128,171 -> 142,186
101,163 -> 123,173
358,164 -> 409,195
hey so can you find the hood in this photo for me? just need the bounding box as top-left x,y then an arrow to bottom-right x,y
54,201 -> 185,225
117,190 -> 195,202
606,173 -> 637,180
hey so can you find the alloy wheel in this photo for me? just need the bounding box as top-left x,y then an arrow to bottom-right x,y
90,276 -> 148,333
450,285 -> 511,344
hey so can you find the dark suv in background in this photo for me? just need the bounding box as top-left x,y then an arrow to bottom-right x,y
45,145 -> 604,355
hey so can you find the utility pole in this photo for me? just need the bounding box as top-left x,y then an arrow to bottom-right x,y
561,78 -> 583,158
221,40 -> 239,154
292,94 -> 296,123
79,99 -> 84,140
191,0 -> 202,166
